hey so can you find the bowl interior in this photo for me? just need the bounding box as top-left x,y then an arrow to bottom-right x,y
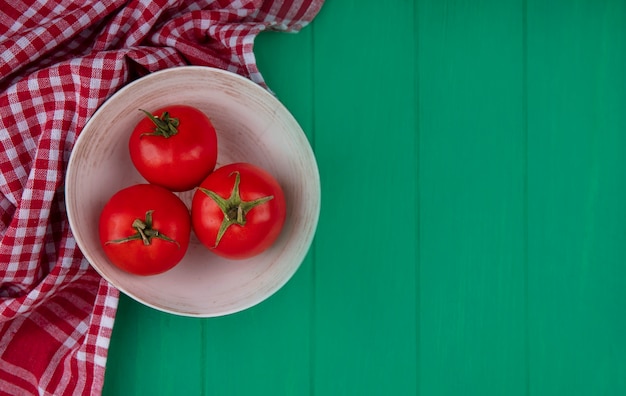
66,66 -> 320,317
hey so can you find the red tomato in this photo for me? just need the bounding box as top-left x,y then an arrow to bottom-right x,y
191,162 -> 286,259
129,105 -> 218,191
99,184 -> 191,275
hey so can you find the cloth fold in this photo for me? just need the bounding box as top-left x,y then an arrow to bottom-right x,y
0,0 -> 323,394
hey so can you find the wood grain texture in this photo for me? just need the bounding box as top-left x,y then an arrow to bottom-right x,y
103,1 -> 626,394
417,1 -> 526,394
527,0 -> 626,394
311,1 -> 418,395
198,26 -> 316,396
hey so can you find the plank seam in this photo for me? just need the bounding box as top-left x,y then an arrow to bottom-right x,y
309,19 -> 317,396
414,0 -> 421,395
522,0 -> 530,395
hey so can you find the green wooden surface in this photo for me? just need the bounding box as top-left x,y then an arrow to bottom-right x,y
103,1 -> 626,395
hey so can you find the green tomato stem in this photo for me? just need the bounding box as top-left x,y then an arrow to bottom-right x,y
105,210 -> 180,247
138,109 -> 180,138
199,171 -> 274,248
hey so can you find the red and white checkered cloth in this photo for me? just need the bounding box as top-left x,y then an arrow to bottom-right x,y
0,0 -> 323,394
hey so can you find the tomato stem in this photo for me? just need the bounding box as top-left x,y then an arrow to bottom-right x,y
199,171 -> 273,248
138,109 -> 180,138
105,210 -> 180,247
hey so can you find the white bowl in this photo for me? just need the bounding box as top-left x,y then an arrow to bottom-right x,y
66,66 -> 320,317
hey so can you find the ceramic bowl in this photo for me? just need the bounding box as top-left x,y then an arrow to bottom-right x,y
66,66 -> 320,317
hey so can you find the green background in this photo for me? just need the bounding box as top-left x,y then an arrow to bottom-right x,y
103,1 -> 626,394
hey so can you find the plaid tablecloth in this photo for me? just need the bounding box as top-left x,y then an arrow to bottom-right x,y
0,1 -> 322,394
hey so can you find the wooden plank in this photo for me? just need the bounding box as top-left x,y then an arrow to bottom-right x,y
526,1 -> 626,394
417,1 -> 527,394
102,296 -> 204,395
198,28 -> 315,396
311,1 -> 419,395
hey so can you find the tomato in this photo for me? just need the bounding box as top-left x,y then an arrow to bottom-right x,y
191,162 -> 286,259
99,184 -> 191,275
129,104 -> 218,191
